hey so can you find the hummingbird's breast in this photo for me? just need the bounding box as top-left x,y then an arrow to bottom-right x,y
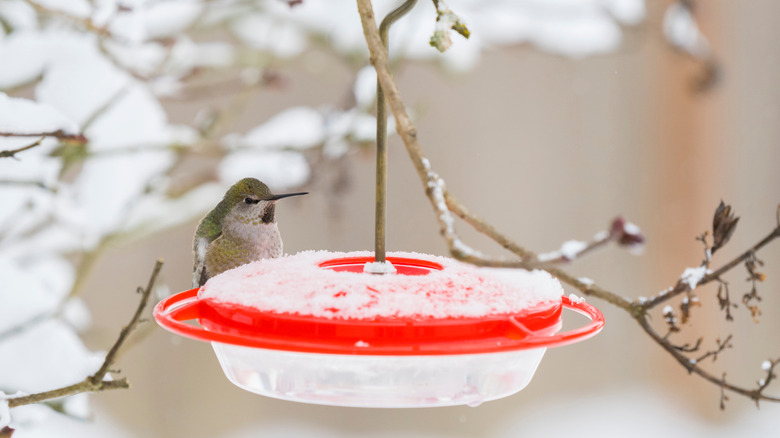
205,221 -> 283,277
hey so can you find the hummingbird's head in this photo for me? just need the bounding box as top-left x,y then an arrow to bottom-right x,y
225,178 -> 307,224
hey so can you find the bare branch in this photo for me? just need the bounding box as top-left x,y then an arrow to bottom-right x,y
695,335 -> 733,363
0,138 -> 44,159
6,259 -> 163,408
716,279 -> 736,321
535,217 -> 645,264
357,0 -> 635,312
356,0 -> 780,406
643,226 -> 780,310
0,179 -> 58,192
0,131 -> 87,145
672,337 -> 702,353
22,0 -> 110,38
637,316 -> 780,406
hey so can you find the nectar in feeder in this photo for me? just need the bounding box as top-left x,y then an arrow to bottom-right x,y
155,251 -> 605,408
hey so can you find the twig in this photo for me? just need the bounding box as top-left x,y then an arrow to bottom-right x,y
0,179 -> 57,192
695,335 -> 733,363
0,131 -> 86,144
6,259 -> 163,408
637,316 -> 780,406
536,217 -> 645,264
643,226 -> 780,309
0,138 -> 44,159
22,0 -> 110,37
672,337 -> 703,353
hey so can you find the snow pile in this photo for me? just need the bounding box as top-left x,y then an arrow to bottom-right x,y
0,392 -> 9,430
538,239 -> 587,262
663,2 -> 709,57
0,93 -> 79,136
680,265 -> 710,289
199,251 -> 562,319
231,0 -> 646,71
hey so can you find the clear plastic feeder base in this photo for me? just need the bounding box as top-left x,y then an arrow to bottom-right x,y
212,342 -> 548,408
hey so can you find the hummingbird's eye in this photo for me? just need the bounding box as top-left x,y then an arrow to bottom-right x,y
244,197 -> 259,204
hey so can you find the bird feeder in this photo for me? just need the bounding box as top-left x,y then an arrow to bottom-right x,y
154,0 -> 604,408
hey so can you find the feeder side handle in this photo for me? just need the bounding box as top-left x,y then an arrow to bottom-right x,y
153,288 -> 213,342
507,296 -> 605,349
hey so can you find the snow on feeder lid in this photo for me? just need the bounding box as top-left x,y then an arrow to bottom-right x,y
154,251 -> 605,408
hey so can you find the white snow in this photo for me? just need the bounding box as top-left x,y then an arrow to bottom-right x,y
61,298 -> 93,333
235,0 -> 646,68
124,184 -> 224,242
680,266 -> 709,289
623,221 -> 641,235
9,402 -> 134,438
143,1 -> 205,41
603,0 -> 646,25
0,320 -> 103,394
578,277 -> 594,286
232,13 -> 307,58
200,251 -> 563,319
662,305 -> 674,315
363,261 -> 397,274
218,150 -> 310,190
354,340 -> 370,348
0,1 -> 37,32
538,240 -> 587,262
0,255 -> 74,333
430,0 -> 461,52
568,293 -> 585,304
33,32 -> 129,127
663,2 -> 709,57
560,240 -> 587,259
0,32 -> 48,89
0,392 -> 9,429
62,393 -> 91,420
32,0 -> 91,19
240,107 -> 325,150
0,92 -> 80,136
762,360 -> 772,371
353,66 -> 378,109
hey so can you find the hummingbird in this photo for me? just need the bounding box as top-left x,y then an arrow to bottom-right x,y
192,178 -> 307,287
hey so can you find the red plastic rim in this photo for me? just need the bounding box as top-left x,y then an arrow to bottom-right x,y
155,256 -> 605,355
154,291 -> 604,355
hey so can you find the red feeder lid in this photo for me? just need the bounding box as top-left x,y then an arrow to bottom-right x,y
154,256 -> 604,355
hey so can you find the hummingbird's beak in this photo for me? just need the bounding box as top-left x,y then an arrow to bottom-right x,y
268,192 -> 308,201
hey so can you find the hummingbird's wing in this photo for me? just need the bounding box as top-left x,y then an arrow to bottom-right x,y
192,213 -> 222,288
192,236 -> 212,288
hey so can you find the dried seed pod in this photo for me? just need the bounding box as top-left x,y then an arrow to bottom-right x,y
712,201 -> 739,254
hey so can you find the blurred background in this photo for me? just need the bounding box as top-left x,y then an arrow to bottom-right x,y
1,0 -> 779,436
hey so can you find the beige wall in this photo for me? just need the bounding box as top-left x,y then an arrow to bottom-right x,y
80,1 -> 780,436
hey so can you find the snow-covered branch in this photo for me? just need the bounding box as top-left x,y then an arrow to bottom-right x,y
356,0 -> 780,408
